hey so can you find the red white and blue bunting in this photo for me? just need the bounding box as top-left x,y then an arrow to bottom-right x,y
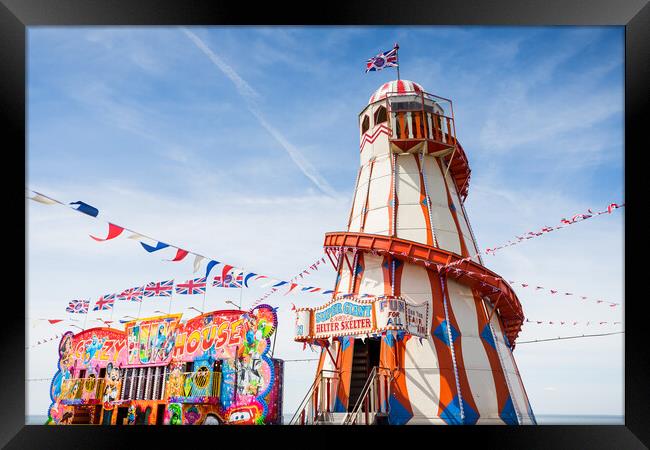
27,189 -> 334,312
484,203 -> 624,255
524,318 -> 622,327
28,189 -> 624,319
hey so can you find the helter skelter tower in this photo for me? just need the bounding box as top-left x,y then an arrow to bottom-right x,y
293,80 -> 536,425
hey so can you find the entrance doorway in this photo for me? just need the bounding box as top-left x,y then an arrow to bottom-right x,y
92,405 -> 102,424
347,338 -> 380,412
156,403 -> 167,425
115,406 -> 129,425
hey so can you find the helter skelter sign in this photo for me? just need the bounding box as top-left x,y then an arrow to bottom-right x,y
313,299 -> 373,337
295,296 -> 430,340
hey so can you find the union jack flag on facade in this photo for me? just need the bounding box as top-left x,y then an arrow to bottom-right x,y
66,299 -> 89,314
143,280 -> 174,297
366,44 -> 399,73
176,277 -> 207,295
213,273 -> 243,288
117,286 -> 144,302
93,294 -> 115,311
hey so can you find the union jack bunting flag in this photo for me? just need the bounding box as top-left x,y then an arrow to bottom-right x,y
93,294 -> 115,311
117,286 -> 144,302
176,277 -> 207,295
366,44 -> 398,73
66,299 -> 90,314
213,273 -> 243,288
143,280 -> 174,297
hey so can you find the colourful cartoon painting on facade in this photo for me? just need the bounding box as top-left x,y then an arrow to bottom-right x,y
125,314 -> 182,367
47,305 -> 283,425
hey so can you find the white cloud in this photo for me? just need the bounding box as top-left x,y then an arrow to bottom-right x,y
181,28 -> 339,199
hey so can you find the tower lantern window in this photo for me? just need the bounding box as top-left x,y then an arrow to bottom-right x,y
361,115 -> 370,135
374,106 -> 387,125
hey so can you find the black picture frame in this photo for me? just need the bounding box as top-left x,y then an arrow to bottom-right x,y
2,0 -> 647,447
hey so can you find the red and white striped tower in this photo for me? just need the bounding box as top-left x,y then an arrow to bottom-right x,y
293,80 -> 535,425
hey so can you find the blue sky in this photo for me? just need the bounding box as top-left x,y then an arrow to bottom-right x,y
27,26 -> 624,420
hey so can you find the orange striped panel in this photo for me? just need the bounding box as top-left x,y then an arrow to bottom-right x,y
426,270 -> 458,416
414,154 -> 434,246
387,154 -> 396,236
441,276 -> 480,420
360,160 -> 375,233
471,289 -> 510,418
335,338 -> 355,410
435,158 -> 469,257
379,335 -> 414,420
351,252 -> 364,294
381,254 -> 393,297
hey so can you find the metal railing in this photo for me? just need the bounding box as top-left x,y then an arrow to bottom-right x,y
389,110 -> 456,145
59,377 -> 107,402
342,367 -> 393,425
289,370 -> 340,425
376,90 -> 456,149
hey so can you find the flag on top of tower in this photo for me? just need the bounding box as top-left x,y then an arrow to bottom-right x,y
365,44 -> 399,73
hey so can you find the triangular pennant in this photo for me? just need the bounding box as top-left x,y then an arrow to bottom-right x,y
193,255 -> 205,273
141,241 -> 170,253
69,201 -> 99,217
243,273 -> 257,288
30,193 -> 59,205
169,248 -> 189,262
205,260 -> 220,278
284,283 -> 299,296
90,223 -> 124,242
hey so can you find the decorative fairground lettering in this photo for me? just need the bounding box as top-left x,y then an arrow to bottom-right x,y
312,299 -> 374,338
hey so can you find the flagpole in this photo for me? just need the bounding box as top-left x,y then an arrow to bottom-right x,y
136,287 -> 144,319
395,43 -> 400,81
201,281 -> 207,314
168,283 -> 174,315
239,281 -> 243,310
82,298 -> 90,331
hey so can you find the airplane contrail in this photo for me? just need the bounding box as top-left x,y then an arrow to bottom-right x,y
181,27 -> 338,198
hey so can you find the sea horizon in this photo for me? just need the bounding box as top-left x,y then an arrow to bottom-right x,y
27,414 -> 624,426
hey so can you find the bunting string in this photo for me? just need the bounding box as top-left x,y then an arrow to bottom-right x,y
437,202 -> 624,270
484,202 -> 624,255
251,256 -> 329,308
28,189 -> 624,315
506,280 -> 620,307
27,333 -> 62,349
27,189 -> 336,306
515,331 -> 624,344
524,318 -> 622,327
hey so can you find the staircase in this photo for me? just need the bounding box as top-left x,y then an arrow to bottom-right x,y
342,366 -> 392,425
289,370 -> 340,425
348,344 -> 369,410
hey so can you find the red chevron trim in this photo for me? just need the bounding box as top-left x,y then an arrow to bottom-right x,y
359,124 -> 391,152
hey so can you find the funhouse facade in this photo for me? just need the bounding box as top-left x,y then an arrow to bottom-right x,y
47,305 -> 283,425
